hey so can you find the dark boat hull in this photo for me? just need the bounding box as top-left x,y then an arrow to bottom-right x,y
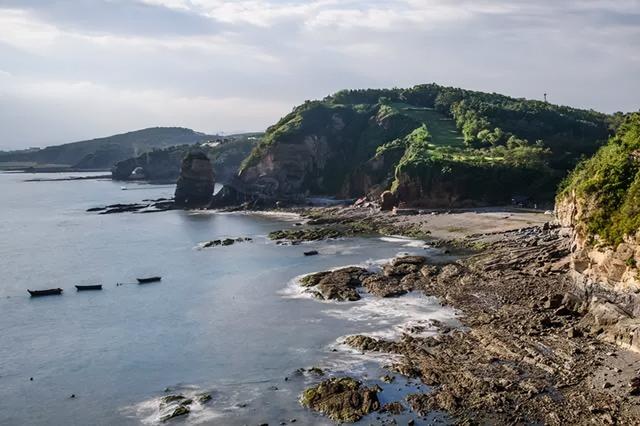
75,285 -> 102,291
137,277 -> 162,284
304,250 -> 319,256
28,288 -> 63,297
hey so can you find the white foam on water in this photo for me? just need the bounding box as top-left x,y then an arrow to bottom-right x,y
379,235 -> 430,248
245,210 -> 303,221
124,386 -> 222,425
321,292 -> 458,340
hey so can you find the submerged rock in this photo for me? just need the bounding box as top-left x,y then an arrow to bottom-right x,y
160,405 -> 190,422
159,394 -> 185,408
300,377 -> 380,423
174,151 -> 215,207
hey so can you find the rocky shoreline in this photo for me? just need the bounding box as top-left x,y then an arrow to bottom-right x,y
282,207 -> 640,424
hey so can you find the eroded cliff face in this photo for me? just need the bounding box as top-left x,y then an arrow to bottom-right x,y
556,192 -> 640,351
237,105 -> 421,200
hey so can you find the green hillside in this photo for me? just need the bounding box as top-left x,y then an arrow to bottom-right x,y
558,112 -> 640,245
238,83 -> 612,206
0,127 -> 214,170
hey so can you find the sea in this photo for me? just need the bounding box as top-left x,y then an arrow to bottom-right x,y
0,172 -> 458,425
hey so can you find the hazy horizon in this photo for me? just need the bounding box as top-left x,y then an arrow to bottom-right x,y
1,0 -> 639,150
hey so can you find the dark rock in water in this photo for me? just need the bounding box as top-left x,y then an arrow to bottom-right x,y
159,394 -> 185,408
196,392 -> 212,403
300,377 -> 380,423
308,366 -> 325,376
304,250 -> 319,256
310,267 -> 370,301
160,405 -> 190,422
174,151 -> 215,207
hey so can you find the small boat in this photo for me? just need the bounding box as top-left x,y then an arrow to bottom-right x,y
120,186 -> 127,190
75,285 -> 102,291
28,288 -> 63,297
304,250 -> 319,256
137,276 -> 162,284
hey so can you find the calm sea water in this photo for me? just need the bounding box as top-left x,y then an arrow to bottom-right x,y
0,172 -> 456,425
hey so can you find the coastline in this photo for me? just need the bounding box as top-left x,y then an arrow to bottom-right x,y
271,205 -> 640,424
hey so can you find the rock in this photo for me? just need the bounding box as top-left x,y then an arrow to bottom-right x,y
380,375 -> 395,383
567,327 -> 583,338
344,335 -> 384,351
629,376 -> 640,396
544,294 -> 564,309
308,367 -> 325,376
174,151 -> 215,207
380,401 -> 404,414
160,405 -> 190,422
400,272 -> 426,291
362,275 -> 406,297
160,394 -> 185,407
222,238 -> 235,246
300,272 -> 330,287
420,264 -> 440,278
383,263 -> 419,277
196,392 -> 212,403
306,267 -> 369,301
392,256 -> 426,266
300,377 -> 380,423
268,228 -> 345,242
380,191 -> 397,211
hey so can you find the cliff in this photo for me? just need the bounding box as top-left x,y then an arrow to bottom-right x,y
556,112 -> 640,351
234,84 -> 610,206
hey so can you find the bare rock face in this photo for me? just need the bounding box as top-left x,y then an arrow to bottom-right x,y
174,151 -> 215,207
380,190 -> 397,211
556,192 -> 640,351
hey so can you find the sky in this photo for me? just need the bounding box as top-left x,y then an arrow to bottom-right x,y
0,0 -> 639,149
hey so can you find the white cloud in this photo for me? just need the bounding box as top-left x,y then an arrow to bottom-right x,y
0,0 -> 638,148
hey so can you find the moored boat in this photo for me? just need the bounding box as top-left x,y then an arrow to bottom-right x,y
28,288 -> 63,297
137,276 -> 162,284
75,285 -> 102,291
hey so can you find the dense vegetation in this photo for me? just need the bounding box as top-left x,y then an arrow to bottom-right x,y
0,127 -> 213,169
559,112 -> 640,245
240,83 -> 612,205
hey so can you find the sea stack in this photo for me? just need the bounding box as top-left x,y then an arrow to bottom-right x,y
174,151 -> 215,207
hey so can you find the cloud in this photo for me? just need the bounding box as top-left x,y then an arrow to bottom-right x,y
0,0 -> 638,148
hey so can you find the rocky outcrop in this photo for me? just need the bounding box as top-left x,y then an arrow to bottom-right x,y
299,256 -> 429,301
557,192 -> 640,351
300,377 -> 380,423
174,151 -> 215,207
